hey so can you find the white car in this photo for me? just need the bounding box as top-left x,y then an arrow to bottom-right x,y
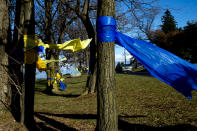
122,65 -> 133,72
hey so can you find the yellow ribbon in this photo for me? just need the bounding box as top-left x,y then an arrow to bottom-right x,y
36,57 -> 67,72
24,35 -> 92,52
24,49 -> 67,72
23,35 -> 91,72
44,57 -> 67,64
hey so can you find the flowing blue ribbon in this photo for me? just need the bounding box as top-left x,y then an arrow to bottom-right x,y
96,16 -> 197,99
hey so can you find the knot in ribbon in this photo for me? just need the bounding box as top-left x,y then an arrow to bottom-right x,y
96,16 -> 116,42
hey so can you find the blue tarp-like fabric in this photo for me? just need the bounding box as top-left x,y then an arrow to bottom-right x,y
115,32 -> 197,99
97,16 -> 197,99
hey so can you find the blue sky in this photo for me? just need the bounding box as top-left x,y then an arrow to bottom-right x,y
37,0 -> 197,79
153,0 -> 197,28
115,0 -> 197,63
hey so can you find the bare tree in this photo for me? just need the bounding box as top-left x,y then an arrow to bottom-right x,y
35,0 -> 78,92
62,0 -> 160,95
116,0 -> 160,40
63,0 -> 98,94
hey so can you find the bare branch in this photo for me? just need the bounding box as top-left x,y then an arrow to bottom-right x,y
35,0 -> 45,9
2,64 -> 22,95
82,0 -> 89,15
0,99 -> 11,112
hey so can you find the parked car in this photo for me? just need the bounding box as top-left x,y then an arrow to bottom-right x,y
122,65 -> 133,72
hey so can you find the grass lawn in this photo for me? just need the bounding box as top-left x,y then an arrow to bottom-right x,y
1,73 -> 197,130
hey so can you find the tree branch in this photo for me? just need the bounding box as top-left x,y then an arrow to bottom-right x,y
35,0 -> 45,9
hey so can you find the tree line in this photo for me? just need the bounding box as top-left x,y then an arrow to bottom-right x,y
115,9 -> 197,73
150,9 -> 197,63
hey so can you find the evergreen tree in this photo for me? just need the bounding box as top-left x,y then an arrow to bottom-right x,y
161,9 -> 177,34
115,62 -> 123,73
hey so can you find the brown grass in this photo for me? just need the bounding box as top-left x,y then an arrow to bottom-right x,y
1,73 -> 197,130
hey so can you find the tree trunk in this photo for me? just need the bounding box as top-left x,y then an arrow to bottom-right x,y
85,49 -> 89,69
20,0 -> 36,127
80,14 -> 97,94
0,0 -> 9,113
9,0 -> 24,122
64,0 -> 97,94
45,0 -> 56,93
0,46 -> 8,113
46,49 -> 56,93
9,0 -> 35,126
96,0 -> 118,131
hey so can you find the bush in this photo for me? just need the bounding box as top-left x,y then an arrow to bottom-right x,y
115,62 -> 123,73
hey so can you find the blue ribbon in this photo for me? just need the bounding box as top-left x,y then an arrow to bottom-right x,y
96,16 -> 197,99
96,16 -> 116,42
48,70 -> 67,91
37,46 -> 44,53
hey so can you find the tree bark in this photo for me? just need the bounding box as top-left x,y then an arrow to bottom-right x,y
63,0 -> 97,94
96,0 -> 118,131
9,0 -> 35,126
78,0 -> 97,94
0,0 -> 9,113
44,0 -> 56,93
9,0 -> 24,122
20,0 -> 36,127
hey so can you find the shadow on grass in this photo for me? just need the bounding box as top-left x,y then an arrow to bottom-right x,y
48,94 -> 81,98
27,121 -> 58,131
35,86 -> 81,98
36,79 -> 47,85
34,113 -> 77,131
68,81 -> 87,84
34,122 -> 57,131
35,79 -> 84,98
39,90 -> 81,98
117,71 -> 151,77
118,120 -> 197,131
128,72 -> 151,77
35,87 -> 45,92
35,112 -> 197,131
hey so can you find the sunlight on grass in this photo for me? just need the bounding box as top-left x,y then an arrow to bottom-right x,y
33,73 -> 197,130
2,73 -> 197,130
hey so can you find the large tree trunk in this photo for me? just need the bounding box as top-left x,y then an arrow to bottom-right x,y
20,0 -> 36,127
96,0 -> 118,130
9,0 -> 35,126
0,0 -> 9,113
9,0 -> 24,122
0,46 -> 8,113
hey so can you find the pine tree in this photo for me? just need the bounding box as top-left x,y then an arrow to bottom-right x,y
161,9 -> 177,34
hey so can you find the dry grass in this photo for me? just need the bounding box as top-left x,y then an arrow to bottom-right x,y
1,73 -> 197,130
